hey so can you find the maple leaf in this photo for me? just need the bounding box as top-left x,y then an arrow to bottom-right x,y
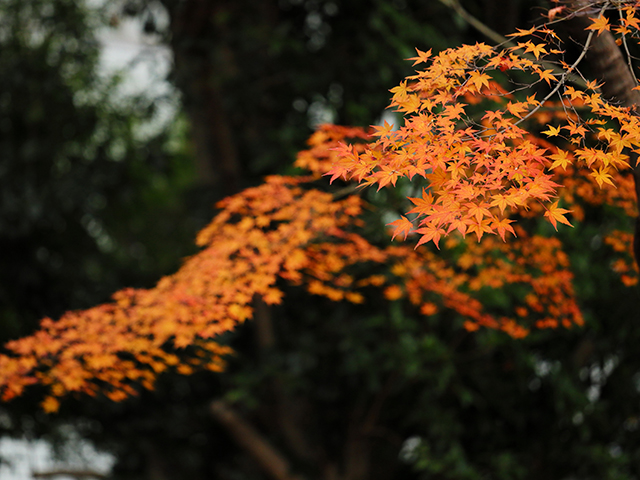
490,194 -> 510,215
564,86 -> 584,101
408,191 -> 434,216
467,71 -> 491,92
388,216 -> 413,241
523,41 -> 548,59
547,6 -> 566,21
586,15 -> 610,35
415,225 -> 446,249
389,81 -> 409,101
466,217 -> 494,242
482,110 -> 504,123
549,149 -> 572,170
466,202 -> 492,223
325,164 -> 347,184
623,10 -> 640,30
445,217 -> 468,236
506,101 -> 528,118
507,27 -> 537,37
591,166 -> 615,188
492,217 -> 516,242
375,166 -> 402,190
263,288 -> 284,305
542,125 -> 561,137
408,48 -> 432,66
384,285 -> 404,301
584,79 -> 603,91
544,201 -> 573,230
564,122 -> 587,138
371,120 -> 395,137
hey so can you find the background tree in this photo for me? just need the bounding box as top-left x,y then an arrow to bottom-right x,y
0,0 -> 201,341
5,2 -> 640,480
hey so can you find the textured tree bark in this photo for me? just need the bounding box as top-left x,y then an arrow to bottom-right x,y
564,1 -> 640,267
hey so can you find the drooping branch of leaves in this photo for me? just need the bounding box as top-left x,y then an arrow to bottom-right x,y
1,4 -> 639,415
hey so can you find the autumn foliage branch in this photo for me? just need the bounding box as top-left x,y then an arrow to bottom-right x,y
1,2 -> 639,412
327,2 -> 640,249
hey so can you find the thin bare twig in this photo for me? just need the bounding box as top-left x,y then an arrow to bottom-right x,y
437,0 -> 508,46
515,2 -> 610,125
617,6 -> 638,87
437,0 -> 587,89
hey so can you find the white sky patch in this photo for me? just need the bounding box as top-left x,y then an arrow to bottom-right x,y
0,436 -> 115,480
377,110 -> 400,131
93,3 -> 178,138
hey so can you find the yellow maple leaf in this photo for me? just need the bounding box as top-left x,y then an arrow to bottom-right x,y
542,125 -> 561,137
549,149 -> 572,170
591,167 -> 615,188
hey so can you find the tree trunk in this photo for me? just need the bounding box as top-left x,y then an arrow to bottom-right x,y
163,0 -> 242,196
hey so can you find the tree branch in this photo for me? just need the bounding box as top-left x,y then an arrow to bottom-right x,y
32,470 -> 107,479
253,296 -> 322,464
437,0 -> 507,45
210,399 -> 303,480
437,0 -> 587,88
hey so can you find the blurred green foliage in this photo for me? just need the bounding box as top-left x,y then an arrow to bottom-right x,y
0,0 -> 201,342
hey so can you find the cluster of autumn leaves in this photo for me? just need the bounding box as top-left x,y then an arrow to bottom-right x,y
2,6 -> 640,412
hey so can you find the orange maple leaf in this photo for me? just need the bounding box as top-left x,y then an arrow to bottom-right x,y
547,6 -> 566,21
622,10 -> 640,30
506,27 -> 537,37
522,41 -> 548,59
536,69 -> 556,85
388,216 -> 414,241
586,15 -> 610,35
506,101 -> 528,118
467,71 -> 491,92
407,48 -> 432,66
544,201 -> 573,230
549,149 -> 572,170
42,396 -> 60,413
415,225 -> 446,249
492,217 -> 516,242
